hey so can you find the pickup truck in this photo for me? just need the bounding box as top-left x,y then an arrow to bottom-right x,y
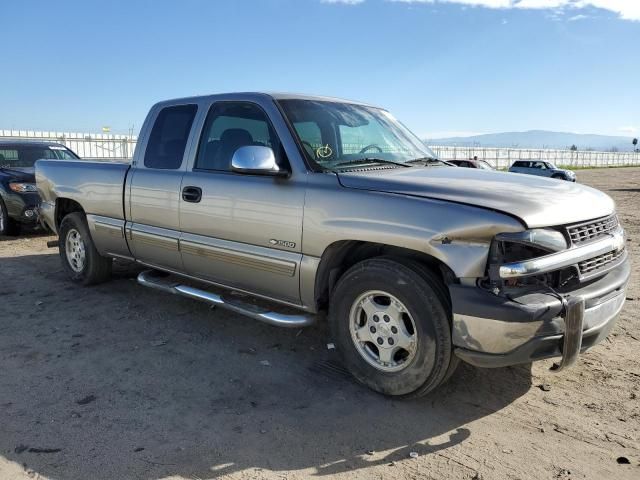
36,93 -> 630,397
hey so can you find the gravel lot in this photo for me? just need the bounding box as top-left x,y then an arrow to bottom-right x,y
1,167 -> 638,480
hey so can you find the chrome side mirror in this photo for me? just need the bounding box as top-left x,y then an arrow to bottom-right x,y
231,146 -> 287,177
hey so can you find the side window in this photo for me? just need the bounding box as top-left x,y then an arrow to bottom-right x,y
293,121 -> 322,160
0,149 -> 18,165
53,148 -> 77,160
293,121 -> 322,147
144,104 -> 197,169
195,102 -> 282,171
48,146 -> 78,160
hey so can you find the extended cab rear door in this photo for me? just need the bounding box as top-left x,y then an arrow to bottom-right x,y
125,103 -> 198,271
178,99 -> 305,305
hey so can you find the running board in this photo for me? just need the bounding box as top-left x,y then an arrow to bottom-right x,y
137,270 -> 316,328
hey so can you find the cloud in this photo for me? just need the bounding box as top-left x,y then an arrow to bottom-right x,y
568,13 -> 588,20
377,1 -> 640,21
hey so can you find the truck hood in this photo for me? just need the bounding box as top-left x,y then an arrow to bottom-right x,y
0,166 -> 35,183
337,167 -> 615,228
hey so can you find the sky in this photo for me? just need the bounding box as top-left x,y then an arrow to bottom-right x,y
0,0 -> 638,138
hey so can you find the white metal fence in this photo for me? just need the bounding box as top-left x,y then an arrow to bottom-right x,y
2,130 -> 640,169
0,130 -> 137,161
430,146 -> 640,169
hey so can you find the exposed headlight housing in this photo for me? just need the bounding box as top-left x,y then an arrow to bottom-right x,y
486,228 -> 572,288
494,229 -> 568,253
8,182 -> 37,193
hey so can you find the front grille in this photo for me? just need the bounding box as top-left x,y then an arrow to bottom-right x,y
578,248 -> 625,275
567,215 -> 618,245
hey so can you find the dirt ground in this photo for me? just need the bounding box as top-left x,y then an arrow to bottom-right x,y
0,168 -> 638,480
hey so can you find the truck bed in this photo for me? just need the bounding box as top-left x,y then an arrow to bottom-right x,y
36,159 -> 130,231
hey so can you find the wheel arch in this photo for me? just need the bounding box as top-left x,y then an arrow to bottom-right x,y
55,198 -> 85,230
313,240 -> 456,312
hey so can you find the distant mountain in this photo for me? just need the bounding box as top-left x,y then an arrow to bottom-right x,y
426,130 -> 637,152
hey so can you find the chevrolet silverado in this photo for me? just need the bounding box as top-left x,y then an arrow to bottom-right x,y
36,93 -> 629,397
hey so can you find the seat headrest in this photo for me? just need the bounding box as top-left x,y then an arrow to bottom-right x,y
220,128 -> 253,146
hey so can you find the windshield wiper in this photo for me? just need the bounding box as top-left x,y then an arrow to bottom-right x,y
331,158 -> 411,169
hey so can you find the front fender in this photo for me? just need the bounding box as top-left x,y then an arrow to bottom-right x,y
302,175 -> 525,279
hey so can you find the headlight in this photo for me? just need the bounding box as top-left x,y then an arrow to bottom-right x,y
8,182 -> 37,193
486,228 -> 572,287
495,228 -> 568,253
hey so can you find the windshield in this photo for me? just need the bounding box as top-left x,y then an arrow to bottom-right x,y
546,162 -> 557,169
278,99 -> 437,170
478,160 -> 494,170
0,145 -> 79,168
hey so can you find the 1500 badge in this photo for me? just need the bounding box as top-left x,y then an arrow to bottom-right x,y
269,239 -> 296,249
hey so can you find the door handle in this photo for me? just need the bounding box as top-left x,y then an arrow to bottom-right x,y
182,186 -> 202,203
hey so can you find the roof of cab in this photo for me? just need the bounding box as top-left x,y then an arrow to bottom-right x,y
153,92 -> 378,108
0,140 -> 66,148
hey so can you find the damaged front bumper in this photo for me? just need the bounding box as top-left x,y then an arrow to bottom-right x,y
449,257 -> 630,369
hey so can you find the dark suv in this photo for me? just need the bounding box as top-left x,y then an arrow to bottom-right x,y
0,141 -> 79,236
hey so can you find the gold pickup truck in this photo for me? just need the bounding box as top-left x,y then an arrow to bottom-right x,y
36,93 -> 630,397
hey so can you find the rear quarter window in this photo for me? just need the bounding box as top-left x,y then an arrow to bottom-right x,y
0,149 -> 19,164
0,147 -> 57,167
144,104 -> 198,169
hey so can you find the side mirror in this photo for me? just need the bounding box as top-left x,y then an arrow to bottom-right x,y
231,146 -> 288,177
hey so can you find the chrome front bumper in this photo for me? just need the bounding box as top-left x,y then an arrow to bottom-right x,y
450,258 -> 630,369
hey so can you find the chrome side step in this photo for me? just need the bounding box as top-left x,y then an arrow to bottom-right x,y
137,270 -> 316,328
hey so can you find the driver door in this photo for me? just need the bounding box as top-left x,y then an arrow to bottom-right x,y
179,101 -> 305,304
531,161 -> 548,177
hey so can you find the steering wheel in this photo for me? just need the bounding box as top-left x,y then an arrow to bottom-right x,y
359,144 -> 383,154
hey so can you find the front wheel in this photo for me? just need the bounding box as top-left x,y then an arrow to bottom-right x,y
329,257 -> 457,398
0,199 -> 20,236
59,212 -> 112,285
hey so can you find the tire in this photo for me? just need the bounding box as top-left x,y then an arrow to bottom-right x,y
392,257 -> 460,386
58,212 -> 112,285
551,174 -> 565,180
329,257 -> 457,398
0,199 -> 21,236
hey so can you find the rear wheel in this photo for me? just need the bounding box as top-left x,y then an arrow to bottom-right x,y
329,257 -> 457,398
59,212 -> 112,285
0,199 -> 21,236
